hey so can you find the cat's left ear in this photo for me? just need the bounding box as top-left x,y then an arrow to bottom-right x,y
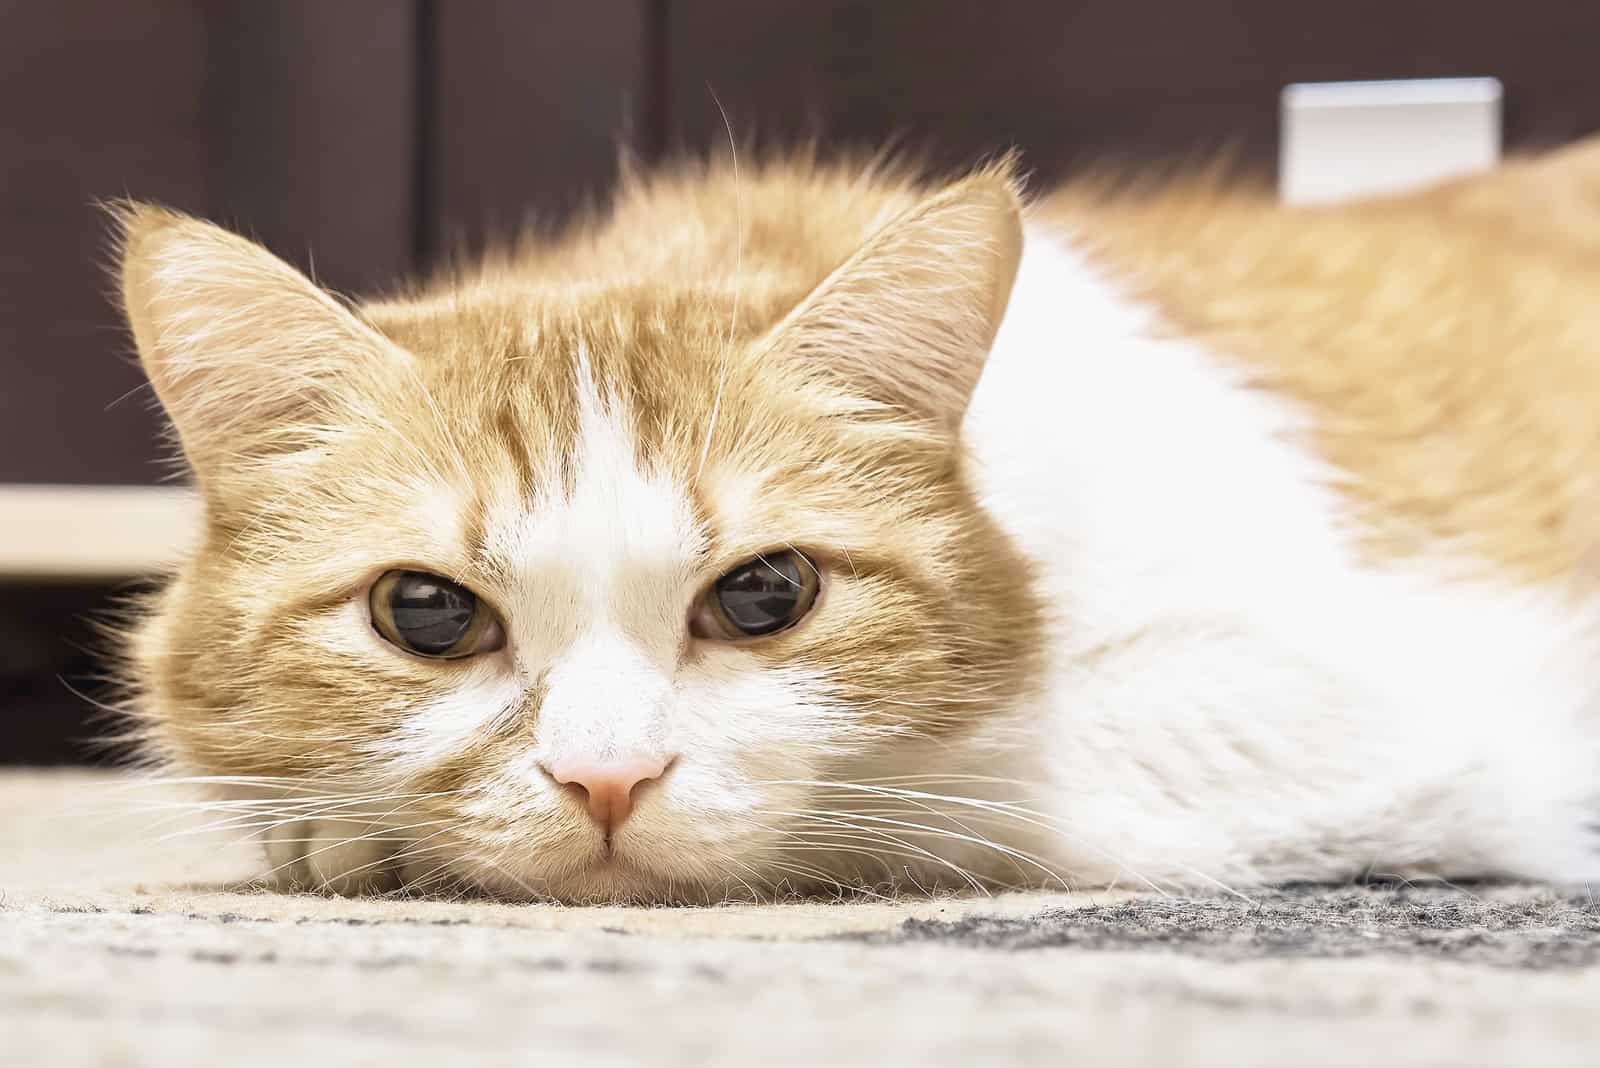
114,203 -> 406,489
762,166 -> 1024,429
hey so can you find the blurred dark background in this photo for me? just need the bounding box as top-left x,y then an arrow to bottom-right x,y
4,0 -> 1600,762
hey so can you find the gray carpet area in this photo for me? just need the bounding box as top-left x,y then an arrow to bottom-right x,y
4,769 -> 1598,1066
865,884 -> 1600,968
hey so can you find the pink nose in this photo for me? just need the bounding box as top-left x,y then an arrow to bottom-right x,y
545,757 -> 670,836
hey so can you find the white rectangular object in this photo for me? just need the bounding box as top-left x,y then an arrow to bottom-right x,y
0,483 -> 198,578
1279,77 -> 1502,204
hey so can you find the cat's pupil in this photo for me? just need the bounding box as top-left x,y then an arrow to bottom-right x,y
715,554 -> 807,635
388,572 -> 475,654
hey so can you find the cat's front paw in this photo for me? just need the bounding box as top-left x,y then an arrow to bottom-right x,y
262,819 -> 402,896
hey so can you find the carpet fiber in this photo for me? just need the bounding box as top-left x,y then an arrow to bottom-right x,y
4,769 -> 1598,1066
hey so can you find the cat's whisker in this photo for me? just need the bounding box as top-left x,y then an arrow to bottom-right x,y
783,802 -> 1050,887
788,781 -> 1235,900
309,825 -> 462,893
252,817 -> 456,888
117,786 -> 468,811
754,855 -> 899,903
386,847 -> 475,899
470,852 -> 546,902
81,786 -> 453,842
767,828 -> 986,890
694,84 -> 743,481
706,851 -> 774,904
814,813 -> 1056,890
119,787 -> 466,822
762,809 -> 995,894
765,779 -> 1145,886
845,772 -> 1051,787
237,833 -> 437,848
153,812 -> 453,847
112,773 -> 322,788
771,780 -> 1089,838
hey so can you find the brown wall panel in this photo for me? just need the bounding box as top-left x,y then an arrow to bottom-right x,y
0,2 -> 207,485
0,1 -> 420,486
202,0 -> 421,296
433,0 -> 648,260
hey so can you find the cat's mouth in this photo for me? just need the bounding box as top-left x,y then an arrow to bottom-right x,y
440,825 -> 707,903
580,837 -> 638,871
459,854 -> 707,905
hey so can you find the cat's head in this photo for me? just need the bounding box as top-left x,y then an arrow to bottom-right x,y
116,164 -> 1043,902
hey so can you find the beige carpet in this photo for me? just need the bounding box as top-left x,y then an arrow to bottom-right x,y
3,770 -> 1597,1067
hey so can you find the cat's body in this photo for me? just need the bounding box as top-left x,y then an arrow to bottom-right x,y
117,140 -> 1600,901
968,212 -> 1600,888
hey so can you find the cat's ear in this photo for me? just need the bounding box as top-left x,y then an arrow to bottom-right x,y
115,203 -> 404,483
762,167 -> 1024,429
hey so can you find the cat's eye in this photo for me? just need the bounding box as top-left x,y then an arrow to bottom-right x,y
692,550 -> 821,640
369,570 -> 504,660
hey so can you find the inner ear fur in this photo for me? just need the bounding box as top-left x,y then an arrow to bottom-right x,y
759,165 -> 1025,428
115,203 -> 406,484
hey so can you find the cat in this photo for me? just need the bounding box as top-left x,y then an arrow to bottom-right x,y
114,137 -> 1600,903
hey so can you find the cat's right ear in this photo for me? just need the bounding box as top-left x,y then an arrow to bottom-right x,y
114,203 -> 406,485
756,167 -> 1025,433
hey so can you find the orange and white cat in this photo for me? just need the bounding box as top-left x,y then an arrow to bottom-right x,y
116,138 -> 1600,902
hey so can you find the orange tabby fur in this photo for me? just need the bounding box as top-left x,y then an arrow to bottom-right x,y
1042,137 -> 1600,584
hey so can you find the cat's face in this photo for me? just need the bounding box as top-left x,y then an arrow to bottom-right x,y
117,168 -> 1042,902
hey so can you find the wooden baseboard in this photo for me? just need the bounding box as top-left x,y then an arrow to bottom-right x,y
0,485 -> 199,580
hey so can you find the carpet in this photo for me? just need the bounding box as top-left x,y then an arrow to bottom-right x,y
3,769 -> 1597,1067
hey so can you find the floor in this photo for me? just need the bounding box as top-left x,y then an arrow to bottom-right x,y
3,769 -> 1597,1067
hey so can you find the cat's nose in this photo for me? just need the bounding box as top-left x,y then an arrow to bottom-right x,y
544,757 -> 670,837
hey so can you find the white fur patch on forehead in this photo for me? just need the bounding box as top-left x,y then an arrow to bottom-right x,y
483,344 -> 705,657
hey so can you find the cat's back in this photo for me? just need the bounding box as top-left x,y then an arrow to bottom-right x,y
980,145 -> 1600,884
1038,138 -> 1600,584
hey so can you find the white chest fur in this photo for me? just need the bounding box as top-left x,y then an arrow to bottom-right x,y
957,226 -> 1600,888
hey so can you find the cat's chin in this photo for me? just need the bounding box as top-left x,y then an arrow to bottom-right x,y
262,830 -> 959,905
440,846 -> 759,905
255,811 -> 945,905
250,804 -> 758,902
420,843 -> 978,905
257,832 -> 745,905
